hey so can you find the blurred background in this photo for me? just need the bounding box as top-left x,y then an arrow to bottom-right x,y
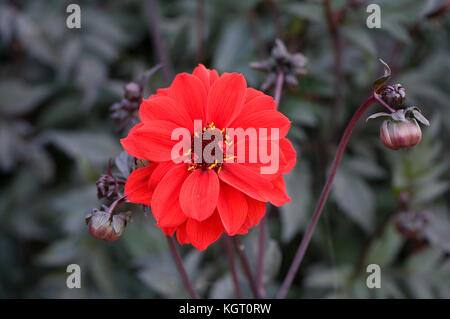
0,0 -> 449,298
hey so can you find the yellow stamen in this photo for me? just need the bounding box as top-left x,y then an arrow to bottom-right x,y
208,160 -> 218,170
224,155 -> 237,162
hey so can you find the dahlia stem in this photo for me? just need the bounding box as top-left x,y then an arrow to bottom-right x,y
166,236 -> 200,299
224,236 -> 243,298
273,71 -> 285,107
256,217 -> 267,298
107,195 -> 127,215
146,0 -> 174,83
256,71 -> 285,298
374,93 -> 396,113
233,236 -> 260,298
324,0 -> 344,134
195,0 -> 205,62
276,94 -> 376,299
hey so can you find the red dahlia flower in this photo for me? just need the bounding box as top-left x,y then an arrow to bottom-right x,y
121,64 -> 296,250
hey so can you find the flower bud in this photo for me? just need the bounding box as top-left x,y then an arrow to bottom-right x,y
86,208 -> 130,242
124,82 -> 142,102
380,118 -> 422,150
379,84 -> 406,107
250,39 -> 307,91
96,174 -> 119,200
367,107 -> 429,151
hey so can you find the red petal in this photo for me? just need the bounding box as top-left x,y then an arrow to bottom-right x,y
231,109 -> 291,139
279,138 -> 297,174
148,161 -> 177,191
209,70 -> 219,87
265,175 -> 291,207
244,88 -> 264,104
176,222 -> 190,245
139,96 -> 193,131
161,226 -> 176,236
156,88 -> 169,96
169,73 -> 207,123
120,123 -> 148,159
186,212 -> 224,251
122,120 -> 185,162
243,95 -> 276,114
206,73 -> 247,128
124,163 -> 157,206
193,64 -> 219,92
244,196 -> 267,228
217,182 -> 248,235
151,165 -> 188,227
179,169 -> 220,221
219,163 -> 273,202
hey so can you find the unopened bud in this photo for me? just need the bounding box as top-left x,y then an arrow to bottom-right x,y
250,39 -> 307,91
380,118 -> 422,150
96,174 -> 119,200
379,84 -> 406,107
367,107 -> 429,151
125,82 -> 142,102
86,208 -> 130,242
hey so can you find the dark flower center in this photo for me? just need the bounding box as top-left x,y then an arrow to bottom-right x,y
186,122 -> 234,173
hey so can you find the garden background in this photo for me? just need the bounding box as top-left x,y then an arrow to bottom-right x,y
1,0 -> 450,298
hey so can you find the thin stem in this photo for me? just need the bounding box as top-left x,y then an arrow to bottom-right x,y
146,0 -> 174,84
108,195 -> 127,215
224,236 -> 243,298
248,8 -> 267,59
273,71 -> 284,107
324,0 -> 344,138
195,0 -> 205,62
256,215 -> 267,298
255,71 -> 285,298
276,95 -> 376,299
233,236 -> 260,298
374,93 -> 396,113
426,0 -> 450,18
268,0 -> 281,38
166,236 -> 200,299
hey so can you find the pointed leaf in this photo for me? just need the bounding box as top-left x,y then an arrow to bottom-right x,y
373,59 -> 391,92
366,112 -> 392,122
412,109 -> 430,126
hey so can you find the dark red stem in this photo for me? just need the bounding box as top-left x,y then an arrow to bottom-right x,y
324,0 -> 344,135
196,0 -> 205,62
107,195 -> 127,215
224,236 -> 243,298
166,236 -> 200,299
276,95 -> 376,299
256,71 -> 284,298
146,0 -> 174,84
233,236 -> 260,298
